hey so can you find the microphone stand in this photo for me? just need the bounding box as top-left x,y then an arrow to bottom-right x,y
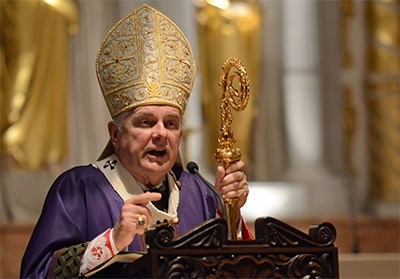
187,162 -> 229,238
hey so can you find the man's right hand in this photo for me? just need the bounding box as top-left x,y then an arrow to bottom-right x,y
112,192 -> 161,251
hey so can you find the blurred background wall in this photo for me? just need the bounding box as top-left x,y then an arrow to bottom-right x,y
1,0 -> 399,278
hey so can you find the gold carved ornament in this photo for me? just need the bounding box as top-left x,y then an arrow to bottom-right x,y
215,57 -> 250,240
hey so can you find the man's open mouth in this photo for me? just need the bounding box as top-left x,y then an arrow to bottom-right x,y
148,150 -> 167,157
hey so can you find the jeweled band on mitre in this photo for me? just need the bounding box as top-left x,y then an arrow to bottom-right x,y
96,4 -> 196,118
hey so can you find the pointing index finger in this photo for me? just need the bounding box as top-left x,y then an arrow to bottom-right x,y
127,192 -> 162,206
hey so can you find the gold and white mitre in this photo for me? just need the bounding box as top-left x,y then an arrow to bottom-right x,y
96,4 -> 196,118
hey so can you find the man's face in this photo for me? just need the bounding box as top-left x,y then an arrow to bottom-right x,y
111,105 -> 183,186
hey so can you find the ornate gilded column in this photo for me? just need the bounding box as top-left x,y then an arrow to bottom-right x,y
365,0 -> 399,203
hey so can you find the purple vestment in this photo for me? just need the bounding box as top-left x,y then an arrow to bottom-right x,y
20,164 -> 218,278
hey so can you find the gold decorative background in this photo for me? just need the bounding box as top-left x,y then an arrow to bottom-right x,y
1,0 -> 78,170
366,0 -> 399,202
195,0 -> 261,173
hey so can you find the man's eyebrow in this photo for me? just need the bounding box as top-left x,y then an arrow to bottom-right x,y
166,113 -> 181,119
132,111 -> 181,119
133,111 -> 153,118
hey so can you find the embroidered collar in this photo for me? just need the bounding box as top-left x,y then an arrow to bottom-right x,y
95,154 -> 180,227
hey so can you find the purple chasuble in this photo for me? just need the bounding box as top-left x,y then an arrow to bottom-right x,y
20,164 -> 218,278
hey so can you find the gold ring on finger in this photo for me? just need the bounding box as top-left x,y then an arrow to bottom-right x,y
137,215 -> 145,226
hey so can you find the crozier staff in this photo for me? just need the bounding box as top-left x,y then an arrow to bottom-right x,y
20,5 -> 252,278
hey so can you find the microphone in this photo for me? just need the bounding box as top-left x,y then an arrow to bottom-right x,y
186,161 -> 228,223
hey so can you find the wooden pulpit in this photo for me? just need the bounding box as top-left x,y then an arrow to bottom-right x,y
89,217 -> 339,278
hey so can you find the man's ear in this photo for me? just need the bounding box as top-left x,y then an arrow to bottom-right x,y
108,121 -> 119,144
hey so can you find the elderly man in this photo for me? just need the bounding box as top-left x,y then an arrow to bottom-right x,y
21,5 -> 251,278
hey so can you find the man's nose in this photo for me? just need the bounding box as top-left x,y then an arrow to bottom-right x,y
152,123 -> 168,139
